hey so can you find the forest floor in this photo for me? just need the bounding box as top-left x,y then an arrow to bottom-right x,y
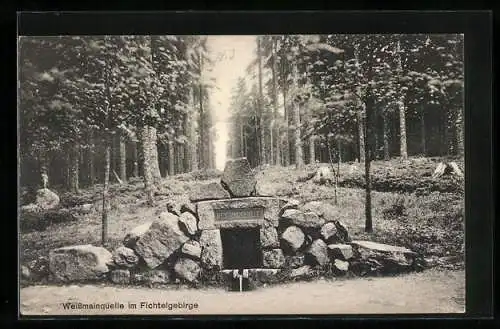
20,156 -> 465,274
19,156 -> 465,315
20,268 -> 465,315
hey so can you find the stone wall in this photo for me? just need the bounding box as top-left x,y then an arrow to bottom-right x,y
36,158 -> 425,288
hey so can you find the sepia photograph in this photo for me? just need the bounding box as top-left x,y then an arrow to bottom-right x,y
18,33 -> 466,316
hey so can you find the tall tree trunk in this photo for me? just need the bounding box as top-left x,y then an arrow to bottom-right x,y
39,149 -> 49,188
101,134 -> 111,247
140,125 -> 155,206
282,85 -> 290,167
183,114 -> 190,173
272,38 -> 281,166
398,99 -> 408,160
337,139 -> 342,164
87,131 -> 95,186
292,64 -> 304,169
309,136 -> 315,164
383,111 -> 390,160
119,134 -> 127,183
168,141 -> 175,176
357,105 -> 366,163
456,104 -> 464,157
132,140 -> 139,177
69,143 -> 80,192
190,90 -> 198,172
257,37 -> 266,165
374,115 -> 379,160
364,102 -> 373,233
396,39 -> 408,160
240,117 -> 245,157
149,126 -> 162,183
420,106 -> 427,156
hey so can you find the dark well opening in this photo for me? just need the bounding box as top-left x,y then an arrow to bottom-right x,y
220,227 -> 262,269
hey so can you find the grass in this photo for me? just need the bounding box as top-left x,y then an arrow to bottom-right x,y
19,157 -> 464,273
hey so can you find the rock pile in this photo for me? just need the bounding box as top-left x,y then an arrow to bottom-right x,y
44,157 -> 423,287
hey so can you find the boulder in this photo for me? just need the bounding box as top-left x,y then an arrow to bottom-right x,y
278,199 -> 300,216
199,229 -> 223,269
174,258 -> 201,283
221,158 -> 256,197
112,246 -> 139,268
290,265 -> 312,279
333,259 -> 349,274
281,226 -> 305,251
123,222 -> 152,248
132,269 -> 170,285
303,212 -> 326,228
260,225 -> 280,249
180,201 -> 197,216
179,212 -> 198,236
302,201 -> 343,223
189,182 -> 230,202
27,256 -> 49,281
249,269 -> 280,284
350,240 -> 418,274
281,209 -> 305,223
34,188 -> 60,210
110,269 -> 130,284
181,240 -> 202,259
166,200 -> 182,216
334,220 -> 350,242
134,212 -> 189,269
21,265 -> 31,280
328,244 -> 354,260
306,239 -> 329,266
285,255 -> 305,269
320,222 -> 338,241
263,249 -> 286,268
49,244 -> 112,282
312,166 -> 335,185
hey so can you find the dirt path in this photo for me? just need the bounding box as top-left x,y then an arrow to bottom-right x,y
20,269 -> 464,316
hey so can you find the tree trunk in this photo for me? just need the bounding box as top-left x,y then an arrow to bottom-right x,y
272,39 -> 281,166
309,136 -> 315,164
257,37 -> 266,165
456,105 -> 464,157
132,140 -> 139,177
395,39 -> 408,160
364,105 -> 373,233
190,90 -> 198,172
119,134 -> 127,183
69,143 -> 80,192
357,105 -> 366,163
282,73 -> 290,167
88,131 -> 96,185
337,139 -> 342,164
183,114 -> 190,173
292,63 -> 303,169
168,141 -> 175,176
293,101 -> 303,169
140,125 -> 155,206
383,111 -> 390,160
240,117 -> 245,157
149,126 -> 162,183
420,107 -> 427,156
398,99 -> 408,160
101,134 -> 111,247
374,114 -> 379,160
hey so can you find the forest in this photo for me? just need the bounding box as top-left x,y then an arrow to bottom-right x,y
226,34 -> 463,168
19,35 -> 466,296
19,34 -> 464,199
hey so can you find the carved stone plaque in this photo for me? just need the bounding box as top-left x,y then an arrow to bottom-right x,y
214,207 -> 264,222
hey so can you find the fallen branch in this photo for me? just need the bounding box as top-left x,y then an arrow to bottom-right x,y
112,170 -> 124,185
